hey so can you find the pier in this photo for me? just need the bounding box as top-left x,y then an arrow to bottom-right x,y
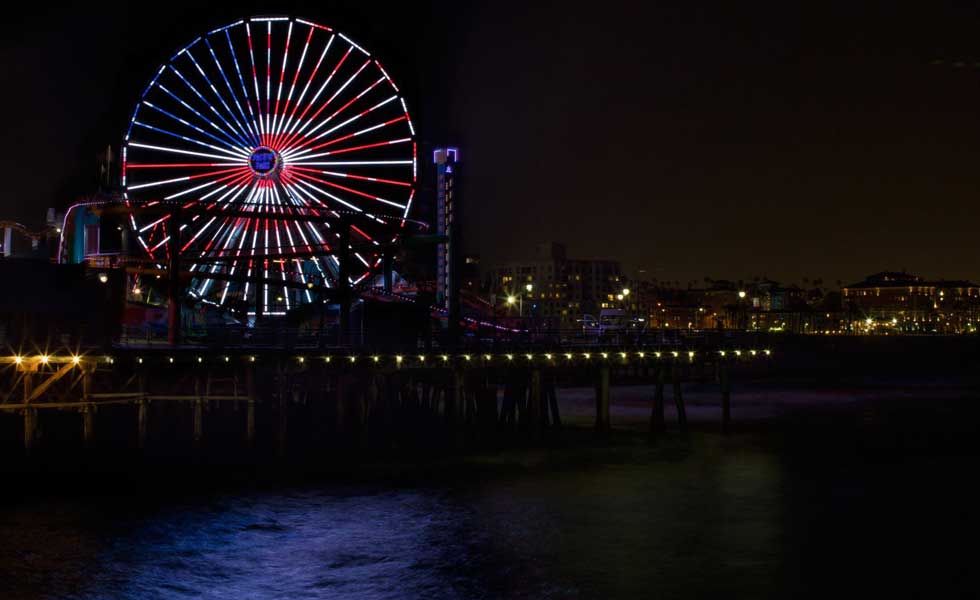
0,346 -> 771,456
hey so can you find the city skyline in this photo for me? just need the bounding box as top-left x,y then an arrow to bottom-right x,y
484,240 -> 980,290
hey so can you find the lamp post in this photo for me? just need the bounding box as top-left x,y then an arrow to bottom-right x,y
737,290 -> 747,330
489,292 -> 498,345
505,284 -> 534,318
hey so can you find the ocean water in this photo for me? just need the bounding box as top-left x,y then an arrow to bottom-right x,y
3,382 -> 980,599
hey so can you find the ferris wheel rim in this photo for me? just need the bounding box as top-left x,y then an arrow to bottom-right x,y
120,15 -> 418,312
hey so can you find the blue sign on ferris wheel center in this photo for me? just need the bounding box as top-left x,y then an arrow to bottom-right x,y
248,146 -> 280,176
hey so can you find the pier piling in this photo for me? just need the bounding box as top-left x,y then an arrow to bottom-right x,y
650,365 -> 665,434
720,360 -> 731,433
82,405 -> 95,447
595,365 -> 611,433
671,362 -> 687,431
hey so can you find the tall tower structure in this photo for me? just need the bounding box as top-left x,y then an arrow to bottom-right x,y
434,147 -> 461,342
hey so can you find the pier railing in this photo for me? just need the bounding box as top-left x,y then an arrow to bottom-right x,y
116,323 -> 776,353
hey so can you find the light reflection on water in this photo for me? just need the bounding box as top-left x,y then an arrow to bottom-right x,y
7,410 -> 980,600
1,440 -> 788,599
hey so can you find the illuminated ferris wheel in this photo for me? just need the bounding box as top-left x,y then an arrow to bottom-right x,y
121,15 -> 417,314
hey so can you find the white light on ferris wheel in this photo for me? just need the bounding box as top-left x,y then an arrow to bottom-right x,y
122,15 -> 417,312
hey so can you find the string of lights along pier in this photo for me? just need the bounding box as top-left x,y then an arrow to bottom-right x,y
0,350 -> 772,369
122,16 -> 418,314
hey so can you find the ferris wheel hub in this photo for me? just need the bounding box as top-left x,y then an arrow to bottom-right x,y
248,146 -> 281,178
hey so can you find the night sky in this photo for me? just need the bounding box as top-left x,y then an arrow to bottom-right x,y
4,2 -> 980,285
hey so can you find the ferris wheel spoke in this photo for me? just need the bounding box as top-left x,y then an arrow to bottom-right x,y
311,169 -> 411,188
183,49 -> 257,148
283,95 -> 399,158
218,218 -> 250,304
285,159 -> 413,167
279,45 -> 352,148
264,22 -> 274,142
280,58 -> 371,150
169,65 -> 252,149
127,141 -> 247,163
182,183 -> 251,253
153,167 -> 250,199
286,167 -> 405,209
150,83 -> 249,152
307,58 -> 373,126
271,218 -> 289,309
204,38 -> 261,146
350,224 -> 376,244
269,21 -> 293,142
401,189 -> 416,220
275,183 -> 334,280
224,29 -> 263,144
273,24 -> 313,145
353,250 -> 373,267
288,172 -> 364,212
280,181 -> 345,273
279,32 -> 335,146
283,75 -> 386,150
261,187 -> 273,309
226,225 -> 252,304
200,172 -> 254,208
286,137 -> 411,164
199,204 -> 248,258
290,113 -> 406,156
280,172 -> 336,213
181,215 -> 219,253
131,120 -> 249,161
245,22 -> 266,143
126,161 -> 243,169
141,99 -> 247,154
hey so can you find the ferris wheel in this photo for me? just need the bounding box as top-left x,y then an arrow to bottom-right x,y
121,15 -> 417,315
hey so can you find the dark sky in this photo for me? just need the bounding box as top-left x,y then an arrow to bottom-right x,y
4,2 -> 980,285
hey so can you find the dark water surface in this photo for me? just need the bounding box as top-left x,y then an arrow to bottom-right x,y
3,384 -> 980,599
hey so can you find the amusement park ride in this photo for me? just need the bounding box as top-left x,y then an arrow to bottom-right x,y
61,15 -> 452,347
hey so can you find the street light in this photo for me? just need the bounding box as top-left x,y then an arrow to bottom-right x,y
622,288 -> 630,296
506,287 -> 533,317
736,290 -> 747,330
